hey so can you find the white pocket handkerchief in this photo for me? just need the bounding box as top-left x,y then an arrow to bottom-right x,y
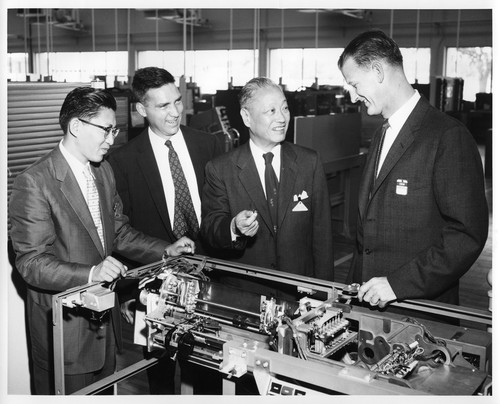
292,201 -> 308,212
293,191 -> 309,211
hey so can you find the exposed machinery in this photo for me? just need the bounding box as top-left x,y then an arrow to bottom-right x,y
137,256 -> 491,395
53,255 -> 492,395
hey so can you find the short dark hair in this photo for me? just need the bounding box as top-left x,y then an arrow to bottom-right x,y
238,77 -> 283,109
59,87 -> 117,134
132,67 -> 176,103
338,29 -> 403,70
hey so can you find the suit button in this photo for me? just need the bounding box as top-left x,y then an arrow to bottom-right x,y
270,263 -> 277,269
364,249 -> 372,255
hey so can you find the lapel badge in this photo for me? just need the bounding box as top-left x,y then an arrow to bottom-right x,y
293,191 -> 309,211
396,179 -> 408,196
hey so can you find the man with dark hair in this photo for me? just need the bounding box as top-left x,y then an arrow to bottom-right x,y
338,30 -> 488,307
9,86 -> 194,394
201,77 -> 334,299
107,67 -> 222,394
108,67 -> 222,259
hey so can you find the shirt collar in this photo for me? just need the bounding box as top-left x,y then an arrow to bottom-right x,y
148,126 -> 184,148
387,89 -> 420,133
59,140 -> 89,175
249,139 -> 281,161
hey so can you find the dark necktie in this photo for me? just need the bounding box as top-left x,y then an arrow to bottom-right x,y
370,120 -> 390,199
165,140 -> 199,239
263,152 -> 279,233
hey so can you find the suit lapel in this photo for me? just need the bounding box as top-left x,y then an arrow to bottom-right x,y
53,148 -> 105,257
374,124 -> 415,190
236,144 -> 275,235
359,133 -> 380,217
277,143 -> 298,230
182,126 -> 205,196
366,97 -> 428,207
135,133 -> 175,238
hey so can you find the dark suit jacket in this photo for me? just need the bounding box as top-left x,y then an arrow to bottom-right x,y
9,146 -> 168,375
348,96 -> 489,304
201,141 -> 334,293
107,125 -> 222,250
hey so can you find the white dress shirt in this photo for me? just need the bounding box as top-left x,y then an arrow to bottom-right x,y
230,140 -> 282,241
148,127 -> 201,228
377,90 -> 421,176
59,140 -> 90,202
249,139 -> 282,197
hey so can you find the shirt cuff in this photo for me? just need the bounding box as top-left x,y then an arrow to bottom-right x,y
88,265 -> 95,283
230,217 -> 239,242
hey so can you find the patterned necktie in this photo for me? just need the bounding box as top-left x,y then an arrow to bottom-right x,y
165,140 -> 199,239
83,166 -> 104,247
263,152 -> 279,233
370,120 -> 390,199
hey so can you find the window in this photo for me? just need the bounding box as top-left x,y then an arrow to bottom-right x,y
137,49 -> 255,94
400,48 -> 431,84
7,53 -> 28,81
270,48 -> 345,91
8,51 -> 128,85
445,47 -> 492,102
270,47 -> 431,91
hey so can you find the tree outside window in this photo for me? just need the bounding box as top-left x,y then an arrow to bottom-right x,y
446,47 -> 492,102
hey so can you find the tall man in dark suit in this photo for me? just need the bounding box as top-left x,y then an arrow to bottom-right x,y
338,30 -> 489,308
8,87 -> 194,394
201,77 -> 334,298
107,67 -> 222,394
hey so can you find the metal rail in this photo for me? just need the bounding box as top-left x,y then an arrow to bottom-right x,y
52,254 -> 492,395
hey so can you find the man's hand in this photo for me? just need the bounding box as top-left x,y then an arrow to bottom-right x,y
233,210 -> 259,237
165,236 -> 195,257
358,277 -> 397,308
120,299 -> 135,324
92,256 -> 127,282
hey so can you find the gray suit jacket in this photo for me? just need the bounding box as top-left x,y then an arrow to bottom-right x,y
348,96 -> 489,304
9,146 -> 168,375
201,141 -> 334,291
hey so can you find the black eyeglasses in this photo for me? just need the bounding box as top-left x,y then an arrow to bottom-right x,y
79,118 -> 120,139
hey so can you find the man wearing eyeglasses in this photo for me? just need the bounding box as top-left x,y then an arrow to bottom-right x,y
8,86 -> 195,395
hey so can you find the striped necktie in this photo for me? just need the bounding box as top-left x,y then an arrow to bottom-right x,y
83,166 -> 105,247
165,140 -> 199,239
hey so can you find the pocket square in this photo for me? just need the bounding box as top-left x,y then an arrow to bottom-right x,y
292,201 -> 308,212
293,191 -> 309,202
293,190 -> 309,211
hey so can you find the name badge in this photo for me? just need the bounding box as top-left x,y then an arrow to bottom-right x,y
396,179 -> 408,195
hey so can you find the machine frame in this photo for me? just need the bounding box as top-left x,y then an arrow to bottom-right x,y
52,255 -> 492,395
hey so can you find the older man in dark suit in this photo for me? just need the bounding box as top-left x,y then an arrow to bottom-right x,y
338,30 -> 489,308
201,77 -> 334,299
8,87 -> 194,395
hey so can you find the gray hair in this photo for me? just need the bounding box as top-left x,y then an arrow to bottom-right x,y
238,77 -> 283,109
